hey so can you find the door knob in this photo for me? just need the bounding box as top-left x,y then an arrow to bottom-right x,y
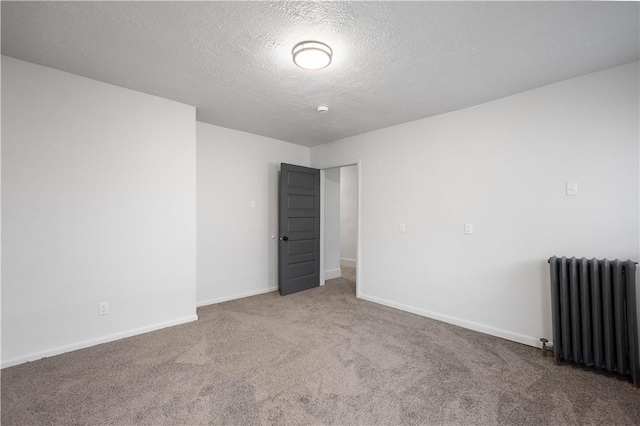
280,236 -> 289,241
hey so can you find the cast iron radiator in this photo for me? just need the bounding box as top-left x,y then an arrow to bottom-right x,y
548,256 -> 639,387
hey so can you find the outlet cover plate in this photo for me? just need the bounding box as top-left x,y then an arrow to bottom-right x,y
566,182 -> 578,195
464,223 -> 473,235
98,302 -> 109,316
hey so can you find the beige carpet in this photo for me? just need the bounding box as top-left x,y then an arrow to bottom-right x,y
341,265 -> 356,283
2,277 -> 640,425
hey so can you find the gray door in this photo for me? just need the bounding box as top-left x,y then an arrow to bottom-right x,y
279,163 -> 321,296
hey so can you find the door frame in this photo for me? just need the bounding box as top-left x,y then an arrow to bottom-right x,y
317,158 -> 362,298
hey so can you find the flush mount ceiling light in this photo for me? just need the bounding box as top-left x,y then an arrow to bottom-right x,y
292,41 -> 333,70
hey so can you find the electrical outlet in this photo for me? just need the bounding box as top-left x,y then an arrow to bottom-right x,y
566,182 -> 578,196
98,302 -> 109,316
399,223 -> 406,233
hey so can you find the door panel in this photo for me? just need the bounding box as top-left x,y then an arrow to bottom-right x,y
279,163 -> 320,296
287,239 -> 316,256
287,194 -> 316,210
286,217 -> 316,233
287,171 -> 316,189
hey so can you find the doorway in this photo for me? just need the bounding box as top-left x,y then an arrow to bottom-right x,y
320,161 -> 360,296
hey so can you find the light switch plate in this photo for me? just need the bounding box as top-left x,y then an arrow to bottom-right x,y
566,182 -> 578,196
464,223 -> 473,235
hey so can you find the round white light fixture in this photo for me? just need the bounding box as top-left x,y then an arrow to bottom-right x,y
292,41 -> 333,70
317,106 -> 329,113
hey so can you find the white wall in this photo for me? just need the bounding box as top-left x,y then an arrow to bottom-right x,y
340,165 -> 358,267
312,62 -> 640,347
324,168 -> 342,279
1,57 -> 197,367
196,122 -> 309,305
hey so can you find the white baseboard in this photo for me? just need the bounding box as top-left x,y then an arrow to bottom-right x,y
1,314 -> 199,369
340,258 -> 357,268
358,293 -> 547,349
197,286 -> 278,307
324,268 -> 342,280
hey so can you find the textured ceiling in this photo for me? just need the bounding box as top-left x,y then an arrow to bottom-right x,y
2,1 -> 639,147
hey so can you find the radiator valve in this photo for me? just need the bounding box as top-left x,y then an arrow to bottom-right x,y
540,338 -> 553,357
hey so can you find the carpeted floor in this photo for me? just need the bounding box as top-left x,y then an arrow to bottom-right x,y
341,265 -> 356,283
2,275 -> 639,425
